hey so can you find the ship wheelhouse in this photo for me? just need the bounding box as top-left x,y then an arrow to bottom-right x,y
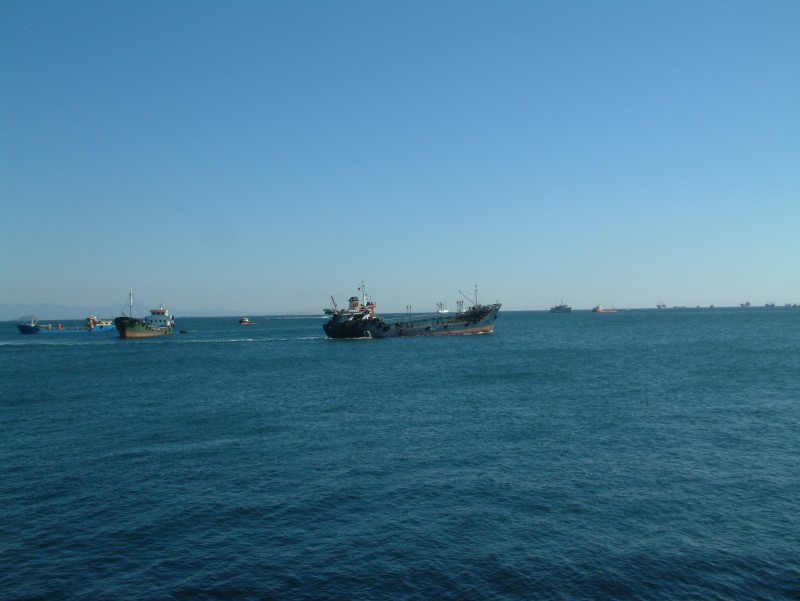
144,306 -> 174,328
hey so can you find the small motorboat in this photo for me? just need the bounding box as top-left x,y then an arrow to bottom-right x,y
239,317 -> 254,325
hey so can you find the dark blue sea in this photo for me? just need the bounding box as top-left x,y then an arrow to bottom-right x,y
2,309 -> 799,600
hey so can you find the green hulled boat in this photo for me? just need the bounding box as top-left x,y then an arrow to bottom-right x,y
115,288 -> 175,338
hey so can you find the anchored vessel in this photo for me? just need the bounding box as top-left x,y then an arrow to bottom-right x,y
114,288 -> 175,338
323,285 -> 501,339
550,301 -> 572,313
17,315 -> 115,334
592,305 -> 617,313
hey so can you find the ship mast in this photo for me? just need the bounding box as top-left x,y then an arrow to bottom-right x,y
458,285 -> 480,307
358,281 -> 368,306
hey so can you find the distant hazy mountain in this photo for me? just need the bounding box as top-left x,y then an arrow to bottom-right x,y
0,304 -> 242,321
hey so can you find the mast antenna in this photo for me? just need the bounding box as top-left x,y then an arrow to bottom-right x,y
458,285 -> 480,306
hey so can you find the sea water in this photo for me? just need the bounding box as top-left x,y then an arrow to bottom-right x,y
1,309 -> 799,599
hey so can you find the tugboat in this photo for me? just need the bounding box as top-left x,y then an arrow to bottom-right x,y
114,288 -> 175,338
323,284 -> 501,339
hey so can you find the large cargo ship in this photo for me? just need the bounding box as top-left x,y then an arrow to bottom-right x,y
114,288 -> 175,338
323,285 -> 500,339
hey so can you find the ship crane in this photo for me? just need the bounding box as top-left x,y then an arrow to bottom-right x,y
458,285 -> 480,307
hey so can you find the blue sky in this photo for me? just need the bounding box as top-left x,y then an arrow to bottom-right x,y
2,1 -> 798,314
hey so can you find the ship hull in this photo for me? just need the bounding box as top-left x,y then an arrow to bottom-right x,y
17,324 -> 115,334
114,316 -> 173,338
323,304 -> 501,339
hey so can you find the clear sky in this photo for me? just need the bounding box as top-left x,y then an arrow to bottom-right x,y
2,1 -> 798,314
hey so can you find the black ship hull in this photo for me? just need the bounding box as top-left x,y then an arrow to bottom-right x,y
323,303 -> 501,339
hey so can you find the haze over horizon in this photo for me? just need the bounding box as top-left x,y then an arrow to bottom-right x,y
1,300 -> 796,324
2,1 -> 798,315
